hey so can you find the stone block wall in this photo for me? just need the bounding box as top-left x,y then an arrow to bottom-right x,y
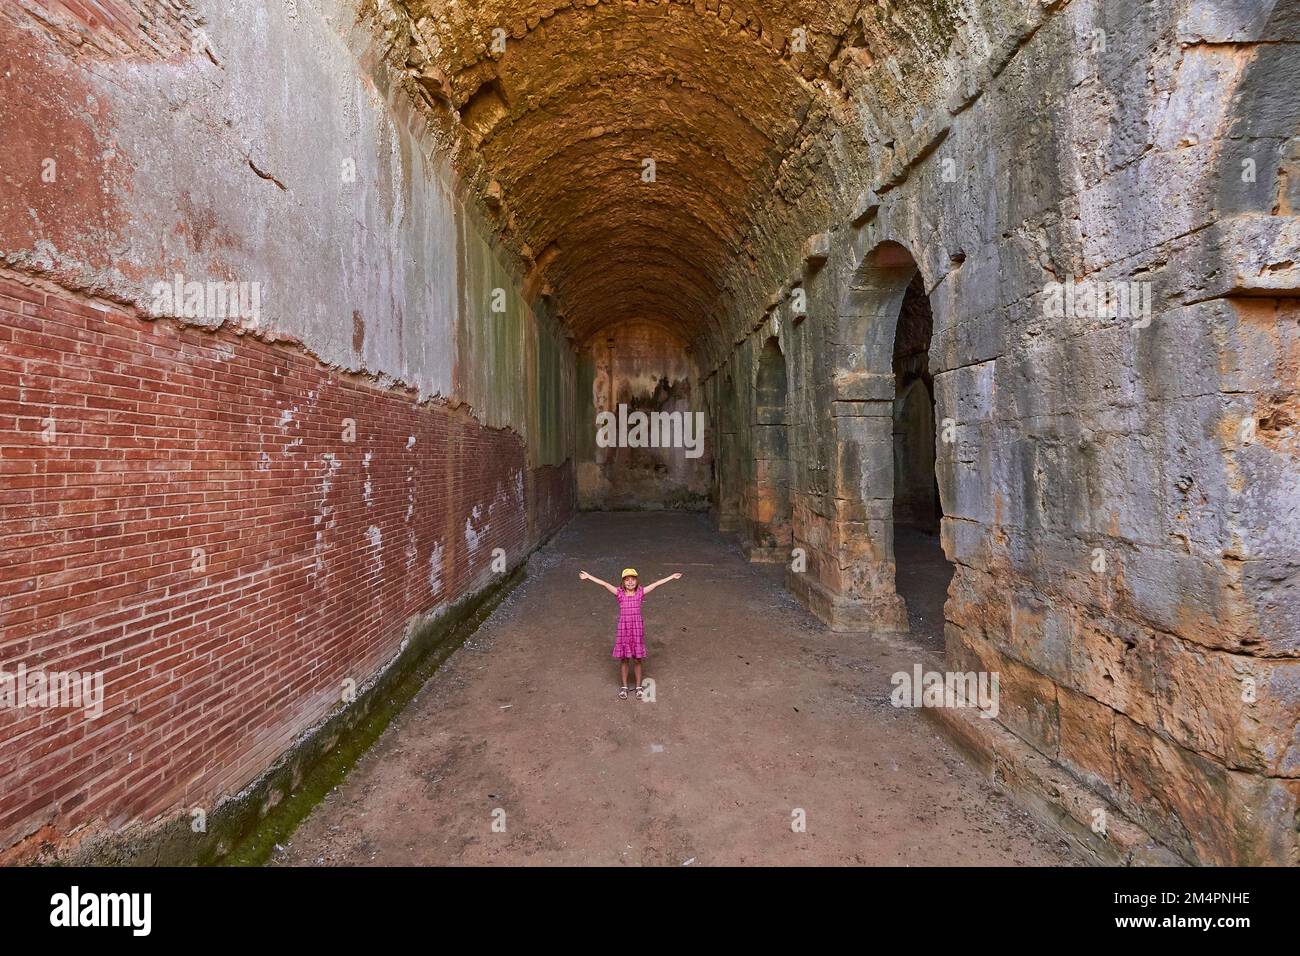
703,0 -> 1300,863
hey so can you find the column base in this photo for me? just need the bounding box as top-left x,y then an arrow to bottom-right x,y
745,544 -> 789,564
786,569 -> 909,633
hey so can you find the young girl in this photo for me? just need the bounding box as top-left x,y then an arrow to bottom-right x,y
578,567 -> 682,699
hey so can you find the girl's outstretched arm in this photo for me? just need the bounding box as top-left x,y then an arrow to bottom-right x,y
643,572 -> 683,594
578,570 -> 619,595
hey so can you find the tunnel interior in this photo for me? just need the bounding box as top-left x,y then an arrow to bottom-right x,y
0,0 -> 1297,869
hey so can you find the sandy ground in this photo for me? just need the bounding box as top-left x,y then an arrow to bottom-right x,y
274,512 -> 1080,866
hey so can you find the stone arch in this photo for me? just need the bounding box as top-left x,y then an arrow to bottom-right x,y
754,335 -> 788,409
797,239 -> 930,632
746,335 -> 791,560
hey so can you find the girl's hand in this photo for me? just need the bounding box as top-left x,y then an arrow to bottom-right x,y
578,571 -> 589,580
671,572 -> 683,580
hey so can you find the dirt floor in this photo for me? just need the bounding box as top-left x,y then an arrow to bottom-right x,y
274,512 -> 1081,866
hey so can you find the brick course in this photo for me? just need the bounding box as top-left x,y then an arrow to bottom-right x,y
0,278 -> 571,857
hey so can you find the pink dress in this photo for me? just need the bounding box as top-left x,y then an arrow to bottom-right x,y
611,586 -> 646,659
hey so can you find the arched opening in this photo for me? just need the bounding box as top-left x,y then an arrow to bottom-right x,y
791,240 -> 952,637
747,336 -> 791,561
889,275 -> 952,653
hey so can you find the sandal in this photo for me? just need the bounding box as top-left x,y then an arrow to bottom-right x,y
618,686 -> 629,700
635,684 -> 646,701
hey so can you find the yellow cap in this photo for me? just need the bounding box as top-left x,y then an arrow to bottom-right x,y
621,568 -> 638,579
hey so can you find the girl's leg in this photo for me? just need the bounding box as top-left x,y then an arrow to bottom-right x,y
634,659 -> 643,688
620,658 -> 629,688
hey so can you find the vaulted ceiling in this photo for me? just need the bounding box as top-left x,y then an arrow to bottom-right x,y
392,0 -> 956,349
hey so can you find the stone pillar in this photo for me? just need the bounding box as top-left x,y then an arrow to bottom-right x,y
745,417 -> 791,561
820,398 -> 908,632
715,373 -> 745,532
791,244 -> 916,632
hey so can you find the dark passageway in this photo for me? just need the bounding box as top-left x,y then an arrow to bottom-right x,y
890,275 -> 953,656
892,529 -> 953,657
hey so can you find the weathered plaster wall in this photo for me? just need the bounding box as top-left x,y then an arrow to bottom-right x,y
0,0 -> 575,441
0,0 -> 575,861
576,319 -> 709,510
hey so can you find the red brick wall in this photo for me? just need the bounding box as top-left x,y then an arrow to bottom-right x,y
0,277 -> 572,858
530,460 -> 575,543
